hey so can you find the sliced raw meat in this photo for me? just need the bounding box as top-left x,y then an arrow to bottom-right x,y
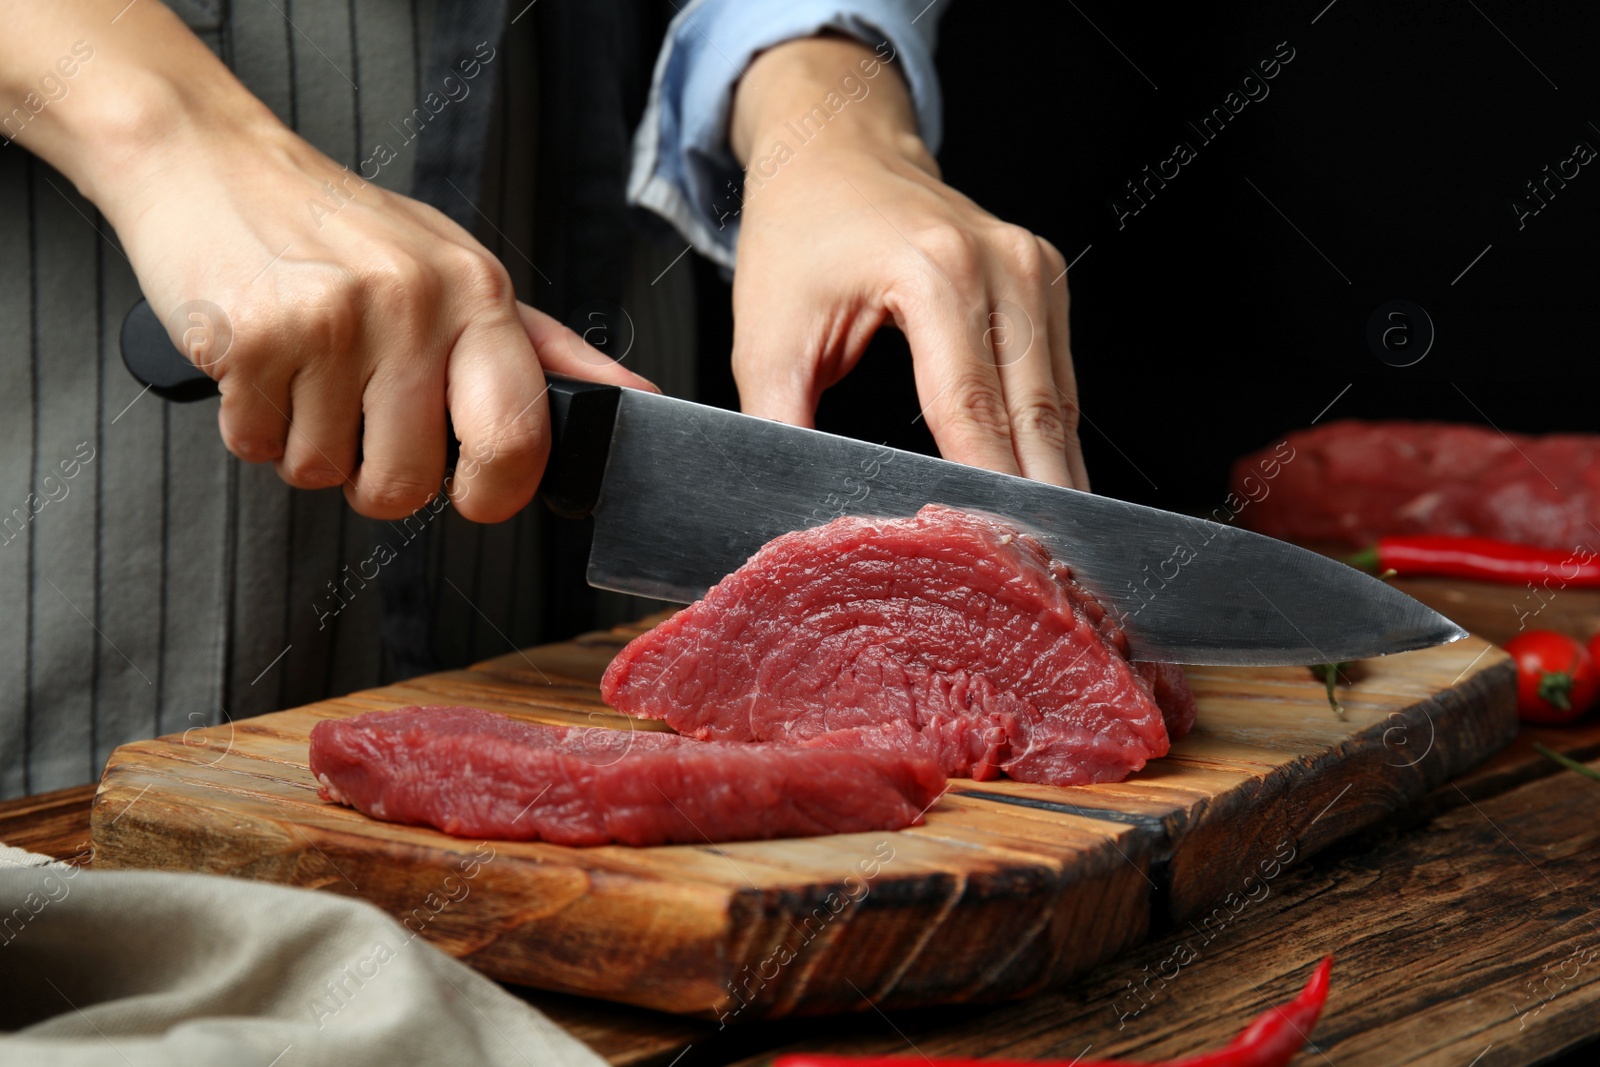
600,505 -> 1195,786
1233,421 -> 1600,550
1137,662 -> 1198,740
310,706 -> 945,847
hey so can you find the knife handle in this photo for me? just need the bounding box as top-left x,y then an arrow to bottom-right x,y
541,377 -> 621,520
119,298 -> 622,519
120,298 -> 223,402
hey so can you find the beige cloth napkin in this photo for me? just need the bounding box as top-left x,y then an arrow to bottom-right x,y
0,846 -> 607,1067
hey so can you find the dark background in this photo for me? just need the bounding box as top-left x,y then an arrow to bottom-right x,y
695,0 -> 1599,516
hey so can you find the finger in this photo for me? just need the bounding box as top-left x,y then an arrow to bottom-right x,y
276,364 -> 362,490
516,302 -> 660,392
211,317 -> 292,463
729,307 -> 829,428
344,360 -> 449,519
216,362 -> 292,465
899,295 -> 1022,476
444,314 -> 550,524
990,285 -> 1075,488
1040,237 -> 1090,491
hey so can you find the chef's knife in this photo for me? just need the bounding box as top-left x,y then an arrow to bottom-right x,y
122,298 -> 1466,666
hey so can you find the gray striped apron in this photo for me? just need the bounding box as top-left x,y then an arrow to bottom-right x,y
0,0 -> 696,797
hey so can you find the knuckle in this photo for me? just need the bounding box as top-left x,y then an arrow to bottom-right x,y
280,456 -> 345,489
226,432 -> 284,464
218,388 -> 285,462
217,327 -> 271,377
995,224 -> 1046,282
948,371 -> 1011,440
1037,236 -> 1068,276
470,416 -> 547,470
1011,394 -> 1070,451
448,247 -> 513,305
450,490 -> 520,525
359,250 -> 438,310
914,222 -> 982,281
359,476 -> 438,516
284,268 -> 362,353
1056,390 -> 1082,435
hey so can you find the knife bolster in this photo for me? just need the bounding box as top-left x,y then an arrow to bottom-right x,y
541,376 -> 623,520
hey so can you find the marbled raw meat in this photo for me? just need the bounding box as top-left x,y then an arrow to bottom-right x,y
601,505 -> 1195,786
310,706 -> 945,846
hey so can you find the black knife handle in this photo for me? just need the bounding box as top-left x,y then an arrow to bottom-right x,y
540,376 -> 621,520
120,298 -> 223,402
118,298 -> 621,520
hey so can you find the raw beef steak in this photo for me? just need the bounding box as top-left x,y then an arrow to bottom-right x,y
1233,421 -> 1600,550
310,706 -> 945,846
601,505 -> 1194,786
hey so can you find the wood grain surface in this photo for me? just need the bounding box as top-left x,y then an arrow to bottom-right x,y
18,705 -> 1600,1067
729,744 -> 1600,1067
87,613 -> 1517,1019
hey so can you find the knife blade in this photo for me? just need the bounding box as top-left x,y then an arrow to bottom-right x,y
120,298 -> 1466,665
583,386 -> 1465,665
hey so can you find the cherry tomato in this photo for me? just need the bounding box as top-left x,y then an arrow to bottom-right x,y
1505,631 -> 1598,724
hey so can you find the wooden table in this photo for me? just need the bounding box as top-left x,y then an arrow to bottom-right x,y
9,713 -> 1600,1067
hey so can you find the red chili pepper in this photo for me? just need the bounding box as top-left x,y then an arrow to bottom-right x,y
1347,535 -> 1600,586
774,957 -> 1333,1067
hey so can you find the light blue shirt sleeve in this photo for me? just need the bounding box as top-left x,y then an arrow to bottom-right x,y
627,0 -> 946,269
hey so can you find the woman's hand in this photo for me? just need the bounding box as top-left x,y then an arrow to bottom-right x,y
110,109 -> 656,524
728,36 -> 1088,489
7,0 -> 653,523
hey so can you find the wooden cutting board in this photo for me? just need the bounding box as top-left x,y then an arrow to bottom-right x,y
90,615 -> 1515,1020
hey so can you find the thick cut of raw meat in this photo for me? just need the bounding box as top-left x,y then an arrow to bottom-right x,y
1136,662 -> 1198,740
1234,421 -> 1600,550
600,505 -> 1195,786
310,706 -> 945,847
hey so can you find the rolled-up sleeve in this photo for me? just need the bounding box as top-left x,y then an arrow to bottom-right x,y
627,0 -> 945,269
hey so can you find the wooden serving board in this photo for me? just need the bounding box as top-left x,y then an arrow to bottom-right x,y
90,616 -> 1516,1020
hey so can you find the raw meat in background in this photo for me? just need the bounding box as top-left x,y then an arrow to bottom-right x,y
1232,421 -> 1600,550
